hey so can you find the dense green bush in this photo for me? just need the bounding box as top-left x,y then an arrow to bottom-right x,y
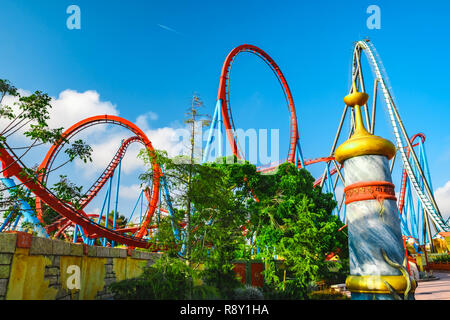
432,254 -> 450,263
201,265 -> 244,299
130,157 -> 348,300
109,255 -> 220,300
260,280 -> 310,300
232,285 -> 264,300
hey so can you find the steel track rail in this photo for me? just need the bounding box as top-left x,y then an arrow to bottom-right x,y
359,41 -> 448,232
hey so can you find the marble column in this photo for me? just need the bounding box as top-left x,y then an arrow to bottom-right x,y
335,82 -> 416,300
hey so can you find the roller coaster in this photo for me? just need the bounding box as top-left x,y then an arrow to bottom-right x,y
0,40 -> 447,252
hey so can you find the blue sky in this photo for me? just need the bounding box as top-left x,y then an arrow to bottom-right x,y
1,0 -> 449,220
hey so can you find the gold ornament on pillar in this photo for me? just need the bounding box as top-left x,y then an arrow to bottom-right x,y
334,82 -> 396,164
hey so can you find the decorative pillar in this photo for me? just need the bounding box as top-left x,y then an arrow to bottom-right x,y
335,82 -> 416,300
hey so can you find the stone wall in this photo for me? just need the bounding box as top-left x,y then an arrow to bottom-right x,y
0,231 -> 161,300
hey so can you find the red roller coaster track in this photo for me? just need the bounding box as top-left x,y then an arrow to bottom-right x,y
218,44 -> 299,164
398,133 -> 426,214
218,45 -> 340,189
79,136 -> 143,209
44,135 -> 146,238
0,44 -> 350,249
0,115 -> 162,248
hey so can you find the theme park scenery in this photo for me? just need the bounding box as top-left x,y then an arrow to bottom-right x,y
0,39 -> 448,301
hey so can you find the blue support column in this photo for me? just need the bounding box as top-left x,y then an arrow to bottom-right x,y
217,99 -> 223,159
324,163 -> 339,220
1,178 -> 48,238
0,208 -> 15,232
157,187 -> 162,239
139,189 -> 143,224
103,176 -> 113,247
296,139 -> 306,169
203,99 -> 220,163
92,182 -> 111,246
111,157 -> 122,247
12,213 -> 21,230
73,225 -> 78,243
420,142 -> 433,191
161,167 -> 180,241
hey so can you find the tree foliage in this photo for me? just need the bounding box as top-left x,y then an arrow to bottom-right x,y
0,79 -> 92,233
137,149 -> 348,299
245,163 -> 348,298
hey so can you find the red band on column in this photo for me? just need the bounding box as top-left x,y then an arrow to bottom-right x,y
344,181 -> 397,205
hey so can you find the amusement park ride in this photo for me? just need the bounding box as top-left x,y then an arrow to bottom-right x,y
0,40 -> 448,257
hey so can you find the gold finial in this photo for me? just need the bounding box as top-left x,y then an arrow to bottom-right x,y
334,82 -> 396,164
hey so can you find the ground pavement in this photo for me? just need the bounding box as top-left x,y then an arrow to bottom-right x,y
415,272 -> 450,300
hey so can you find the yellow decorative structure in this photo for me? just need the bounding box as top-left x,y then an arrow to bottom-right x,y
346,274 -> 417,294
334,82 -> 396,164
335,83 -> 412,299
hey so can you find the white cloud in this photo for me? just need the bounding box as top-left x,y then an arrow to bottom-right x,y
145,126 -> 189,158
2,88 -> 198,167
136,112 -> 158,131
0,89 -> 119,142
75,133 -> 146,178
435,181 -> 450,222
1,87 -> 197,192
74,120 -> 190,177
119,184 -> 142,200
49,89 -> 118,130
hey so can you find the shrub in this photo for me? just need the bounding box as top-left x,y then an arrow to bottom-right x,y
261,280 -> 309,300
201,265 -> 244,299
109,255 -> 219,300
432,254 -> 450,263
232,285 -> 264,300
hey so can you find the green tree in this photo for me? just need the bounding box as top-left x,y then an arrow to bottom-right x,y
248,162 -> 348,299
0,79 -> 92,233
189,158 -> 256,298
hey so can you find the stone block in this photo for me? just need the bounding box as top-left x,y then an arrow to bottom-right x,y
0,233 -> 17,253
0,279 -> 8,296
140,251 -> 156,260
96,246 -> 111,258
46,267 -> 59,276
131,250 -> 142,259
118,248 -> 127,258
105,264 -> 113,274
109,248 -> 122,258
69,243 -> 83,257
0,254 -> 13,265
45,275 -> 59,286
52,240 -> 71,256
0,265 -> 10,279
104,277 -> 115,287
30,236 -> 53,255
51,255 -> 60,267
87,246 -> 97,257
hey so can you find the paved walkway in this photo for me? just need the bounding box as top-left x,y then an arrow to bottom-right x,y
415,272 -> 450,300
